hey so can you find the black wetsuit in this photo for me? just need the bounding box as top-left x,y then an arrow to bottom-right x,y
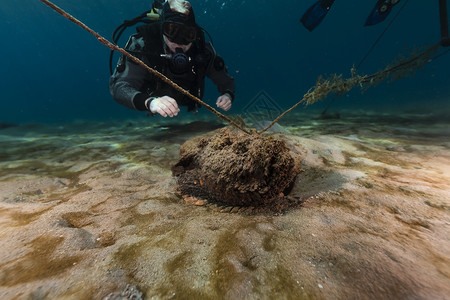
109,23 -> 235,112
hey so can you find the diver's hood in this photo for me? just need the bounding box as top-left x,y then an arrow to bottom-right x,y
160,1 -> 196,27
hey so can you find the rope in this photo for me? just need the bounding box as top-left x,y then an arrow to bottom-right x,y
258,42 -> 441,134
431,47 -> 450,60
357,0 -> 410,70
39,0 -> 251,135
321,0 -> 410,116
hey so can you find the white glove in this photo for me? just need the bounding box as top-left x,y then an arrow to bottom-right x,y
216,93 -> 232,111
147,96 -> 180,117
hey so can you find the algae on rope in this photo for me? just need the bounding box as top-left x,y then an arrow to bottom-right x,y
259,43 -> 441,133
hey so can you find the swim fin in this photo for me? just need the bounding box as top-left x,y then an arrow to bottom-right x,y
365,0 -> 401,26
301,0 -> 336,32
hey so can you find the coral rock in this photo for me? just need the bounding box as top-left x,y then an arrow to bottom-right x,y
172,127 -> 302,208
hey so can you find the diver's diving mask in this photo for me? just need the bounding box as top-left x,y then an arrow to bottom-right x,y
163,22 -> 197,45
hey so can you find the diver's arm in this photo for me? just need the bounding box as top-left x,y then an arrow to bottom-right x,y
205,44 -> 236,102
109,35 -> 153,111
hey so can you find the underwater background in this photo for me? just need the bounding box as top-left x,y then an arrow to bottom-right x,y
0,0 -> 448,124
1,2 -> 450,299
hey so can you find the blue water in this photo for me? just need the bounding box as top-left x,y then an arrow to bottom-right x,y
0,0 -> 448,123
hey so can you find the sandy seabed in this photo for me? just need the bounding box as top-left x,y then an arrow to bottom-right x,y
0,110 -> 449,299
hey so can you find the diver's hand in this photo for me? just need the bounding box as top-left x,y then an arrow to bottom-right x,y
148,96 -> 180,117
216,94 -> 232,111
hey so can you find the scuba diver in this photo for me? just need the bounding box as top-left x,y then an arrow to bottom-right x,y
109,0 -> 235,117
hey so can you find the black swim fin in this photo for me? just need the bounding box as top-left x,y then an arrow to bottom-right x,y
301,0 -> 336,32
365,0 -> 401,26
